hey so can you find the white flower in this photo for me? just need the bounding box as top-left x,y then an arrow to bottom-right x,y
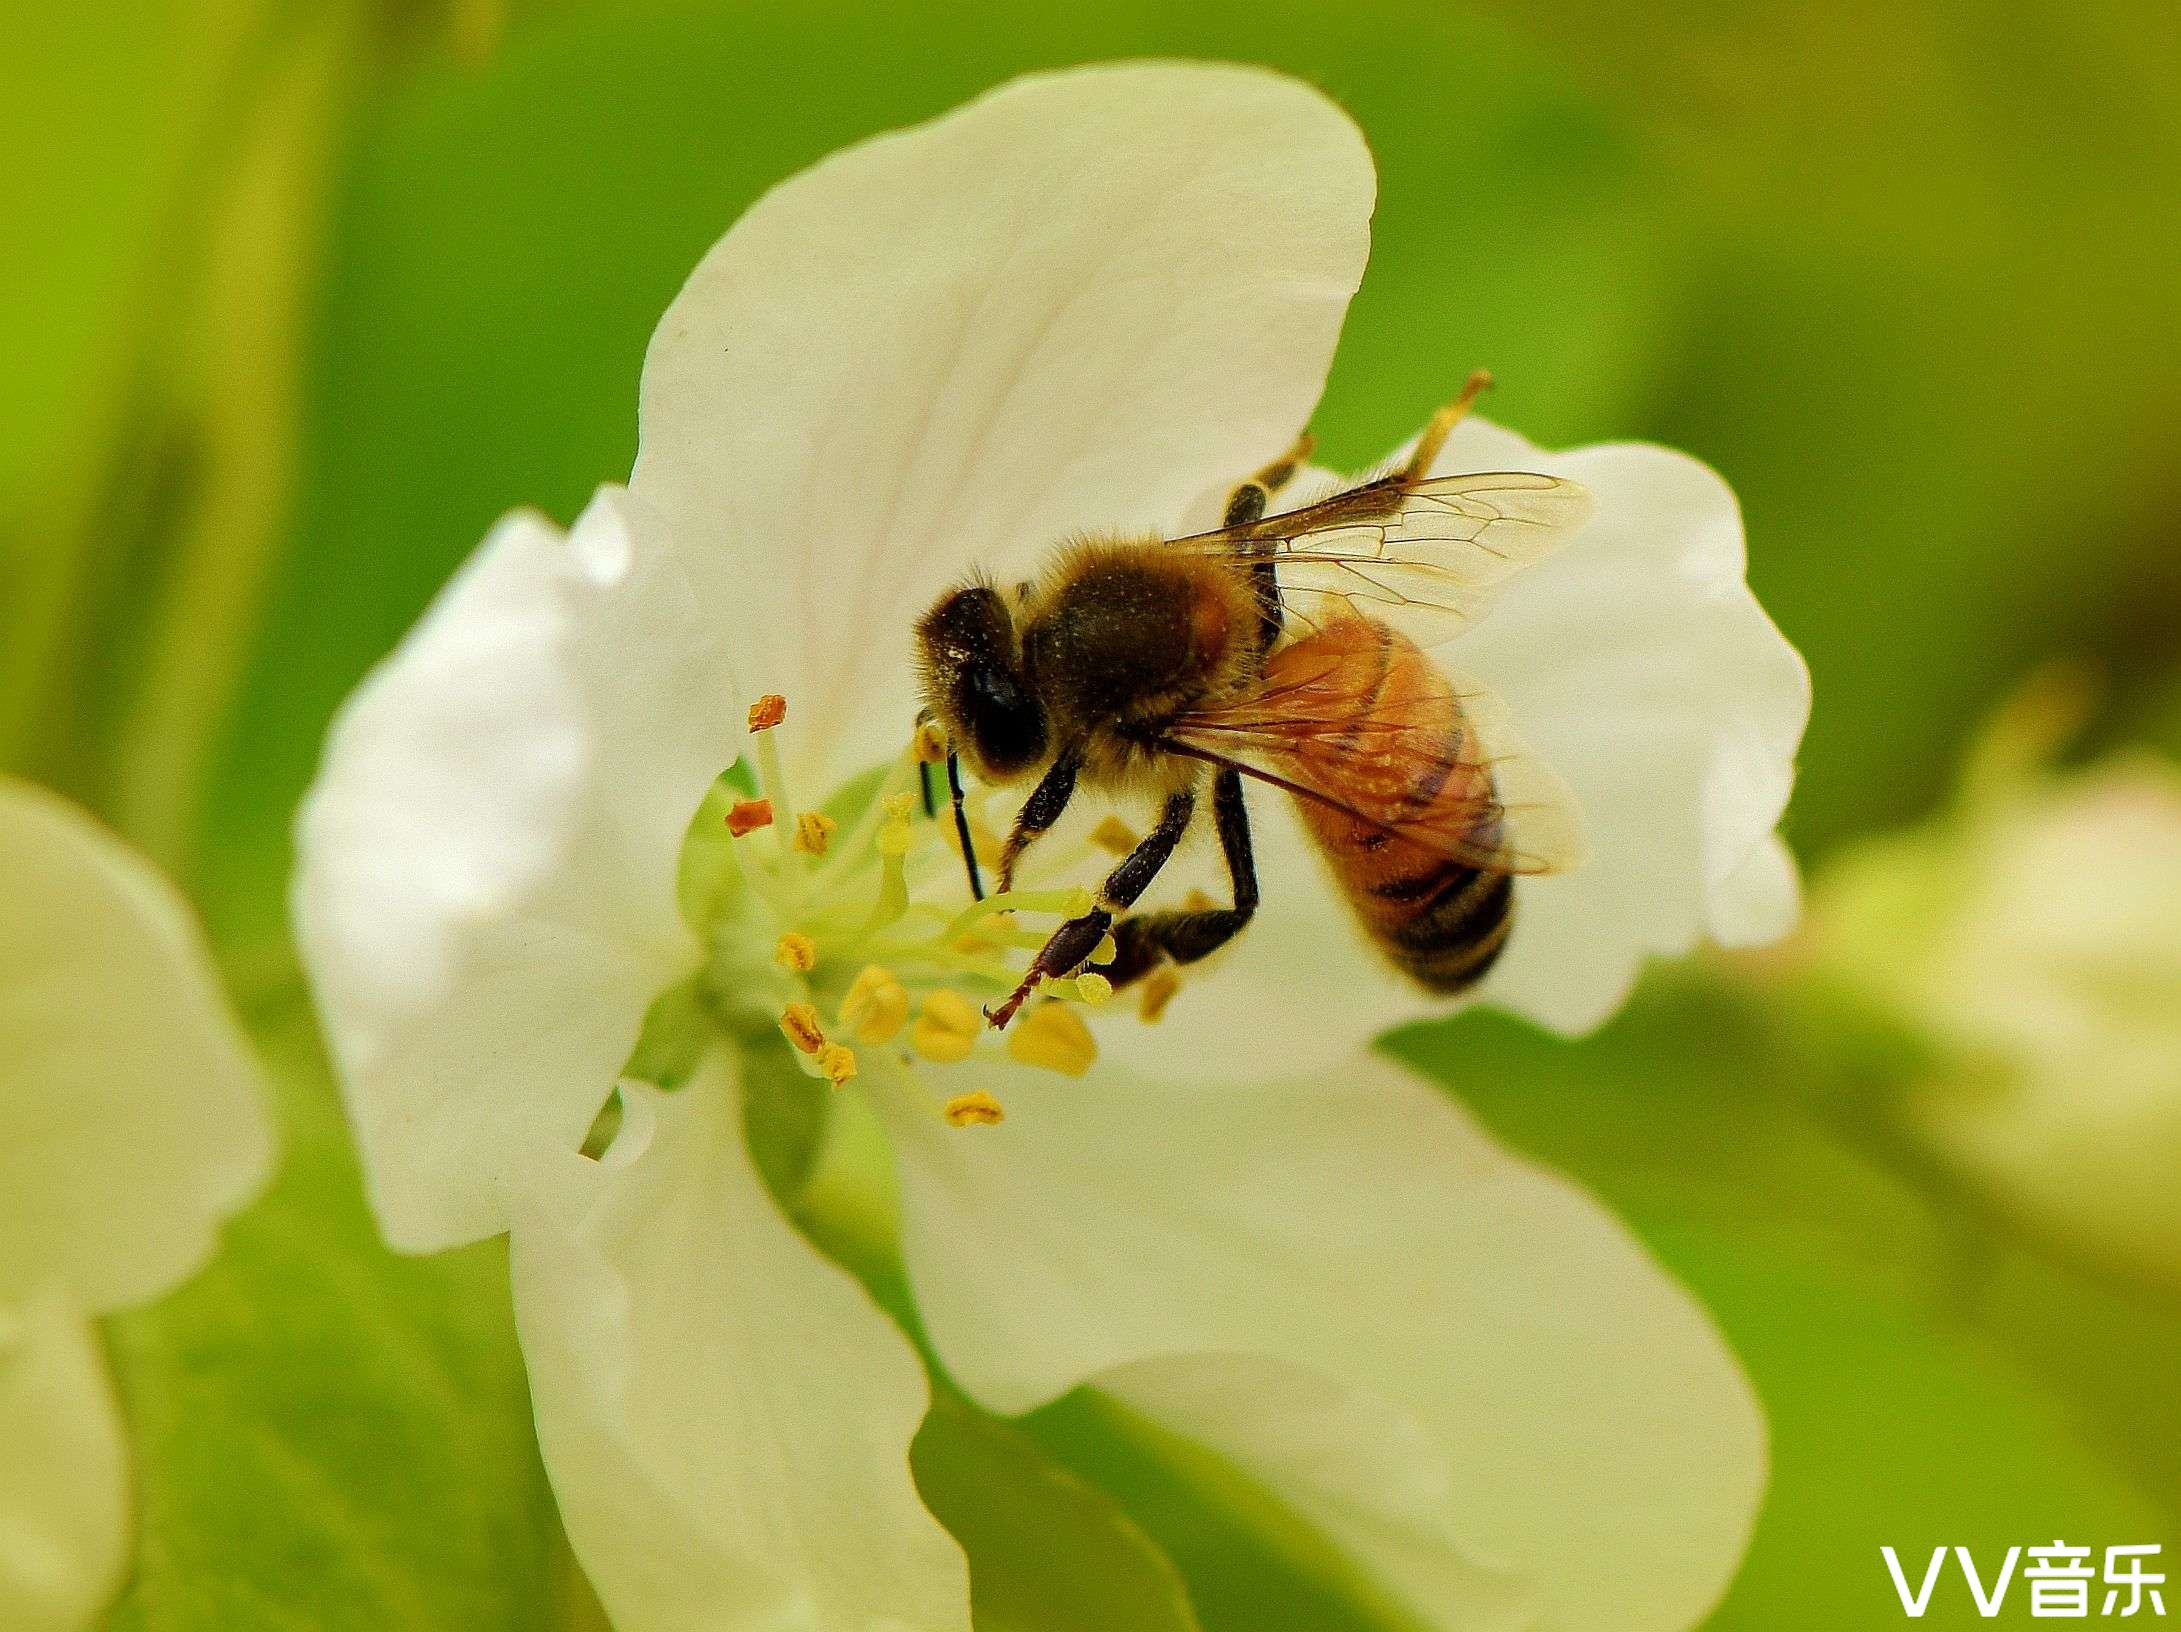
1813,690 -> 2181,1290
0,779 -> 272,1632
295,63 -> 1805,1632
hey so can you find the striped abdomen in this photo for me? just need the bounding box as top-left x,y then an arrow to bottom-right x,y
1259,617 -> 1514,993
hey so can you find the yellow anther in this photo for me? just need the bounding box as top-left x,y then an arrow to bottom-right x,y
725,797 -> 774,837
1075,972 -> 1114,1006
1089,816 -> 1140,855
910,990 -> 982,1063
1063,887 -> 1097,918
943,1089 -> 1006,1127
773,931 -> 818,974
747,693 -> 788,732
839,964 -> 909,1044
914,720 -> 950,763
793,811 -> 838,856
1006,1002 -> 1097,1077
817,1043 -> 858,1088
779,1001 -> 825,1055
884,791 -> 916,819
1137,969 -> 1182,1023
1093,932 -> 1119,965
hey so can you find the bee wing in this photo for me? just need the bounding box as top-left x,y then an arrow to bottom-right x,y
1166,664 -> 1586,877
1173,471 -> 1593,647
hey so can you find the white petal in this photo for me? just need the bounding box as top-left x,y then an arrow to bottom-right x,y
511,1065 -> 968,1632
294,488 -> 743,1253
1439,422 -> 1811,1033
631,62 -> 1373,790
879,1052 -> 1766,1632
0,779 -> 269,1314
0,1293 -> 128,1632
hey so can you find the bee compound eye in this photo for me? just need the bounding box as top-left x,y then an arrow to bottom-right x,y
961,662 -> 1046,778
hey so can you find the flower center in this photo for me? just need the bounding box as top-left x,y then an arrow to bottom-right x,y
667,694 -> 1134,1126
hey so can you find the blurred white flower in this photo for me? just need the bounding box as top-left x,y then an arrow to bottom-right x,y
295,62 -> 1804,1632
0,779 -> 271,1632
1813,685 -> 2181,1289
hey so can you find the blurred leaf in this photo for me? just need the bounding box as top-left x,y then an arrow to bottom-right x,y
913,1393 -> 1203,1632
100,985 -> 561,1630
1389,985 -> 2178,1628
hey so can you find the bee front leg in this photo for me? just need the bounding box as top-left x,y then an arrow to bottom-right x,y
986,787 -> 1196,1029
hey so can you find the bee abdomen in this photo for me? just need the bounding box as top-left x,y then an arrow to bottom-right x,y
1263,617 -> 1517,996
1371,862 -> 1513,992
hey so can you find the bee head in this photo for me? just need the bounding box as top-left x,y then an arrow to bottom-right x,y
915,582 -> 1048,782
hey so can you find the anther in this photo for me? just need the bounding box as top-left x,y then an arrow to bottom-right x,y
1089,816 -> 1140,855
1138,969 -> 1182,1023
779,1001 -> 825,1055
1075,972 -> 1114,1006
839,964 -> 909,1044
943,1089 -> 1006,1127
817,1042 -> 858,1088
793,812 -> 838,856
1006,1003 -> 1097,1077
913,720 -> 950,763
726,798 -> 774,837
773,931 -> 817,973
910,991 -> 981,1063
1093,932 -> 1119,965
747,694 -> 788,732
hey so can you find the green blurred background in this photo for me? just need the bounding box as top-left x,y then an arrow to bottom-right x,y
6,1 -> 2179,1626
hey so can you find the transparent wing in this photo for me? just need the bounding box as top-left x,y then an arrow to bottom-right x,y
1172,470 -> 1593,646
1166,657 -> 1586,877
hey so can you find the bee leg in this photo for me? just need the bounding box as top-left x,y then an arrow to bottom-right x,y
1225,434 -> 1314,648
986,787 -> 1196,1029
1095,768 -> 1257,989
945,752 -> 984,901
1403,369 -> 1493,483
1221,429 -> 1315,528
995,748 -> 1081,894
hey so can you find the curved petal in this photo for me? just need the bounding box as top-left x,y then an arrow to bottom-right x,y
0,1292 -> 128,1632
878,1052 -> 1765,1632
1437,420 -> 1810,1033
294,488 -> 743,1253
0,779 -> 269,1314
511,1065 -> 968,1632
631,61 -> 1374,791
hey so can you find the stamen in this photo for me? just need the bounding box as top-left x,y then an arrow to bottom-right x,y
1075,972 -> 1114,1006
1006,1003 -> 1097,1076
839,964 -> 909,1044
779,1001 -> 825,1055
1137,969 -> 1181,1022
913,720 -> 950,763
910,991 -> 981,1063
726,798 -> 774,837
773,931 -> 817,973
943,1089 -> 1006,1127
746,694 -> 788,732
1089,816 -> 1140,854
794,812 -> 838,856
816,1042 -> 858,1088
1093,932 -> 1119,965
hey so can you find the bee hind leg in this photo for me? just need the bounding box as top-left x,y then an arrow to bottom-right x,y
1403,369 -> 1494,483
1093,768 -> 1258,992
1222,430 -> 1316,528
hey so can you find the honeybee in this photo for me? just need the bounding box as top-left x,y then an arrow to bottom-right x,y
915,374 -> 1593,1028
